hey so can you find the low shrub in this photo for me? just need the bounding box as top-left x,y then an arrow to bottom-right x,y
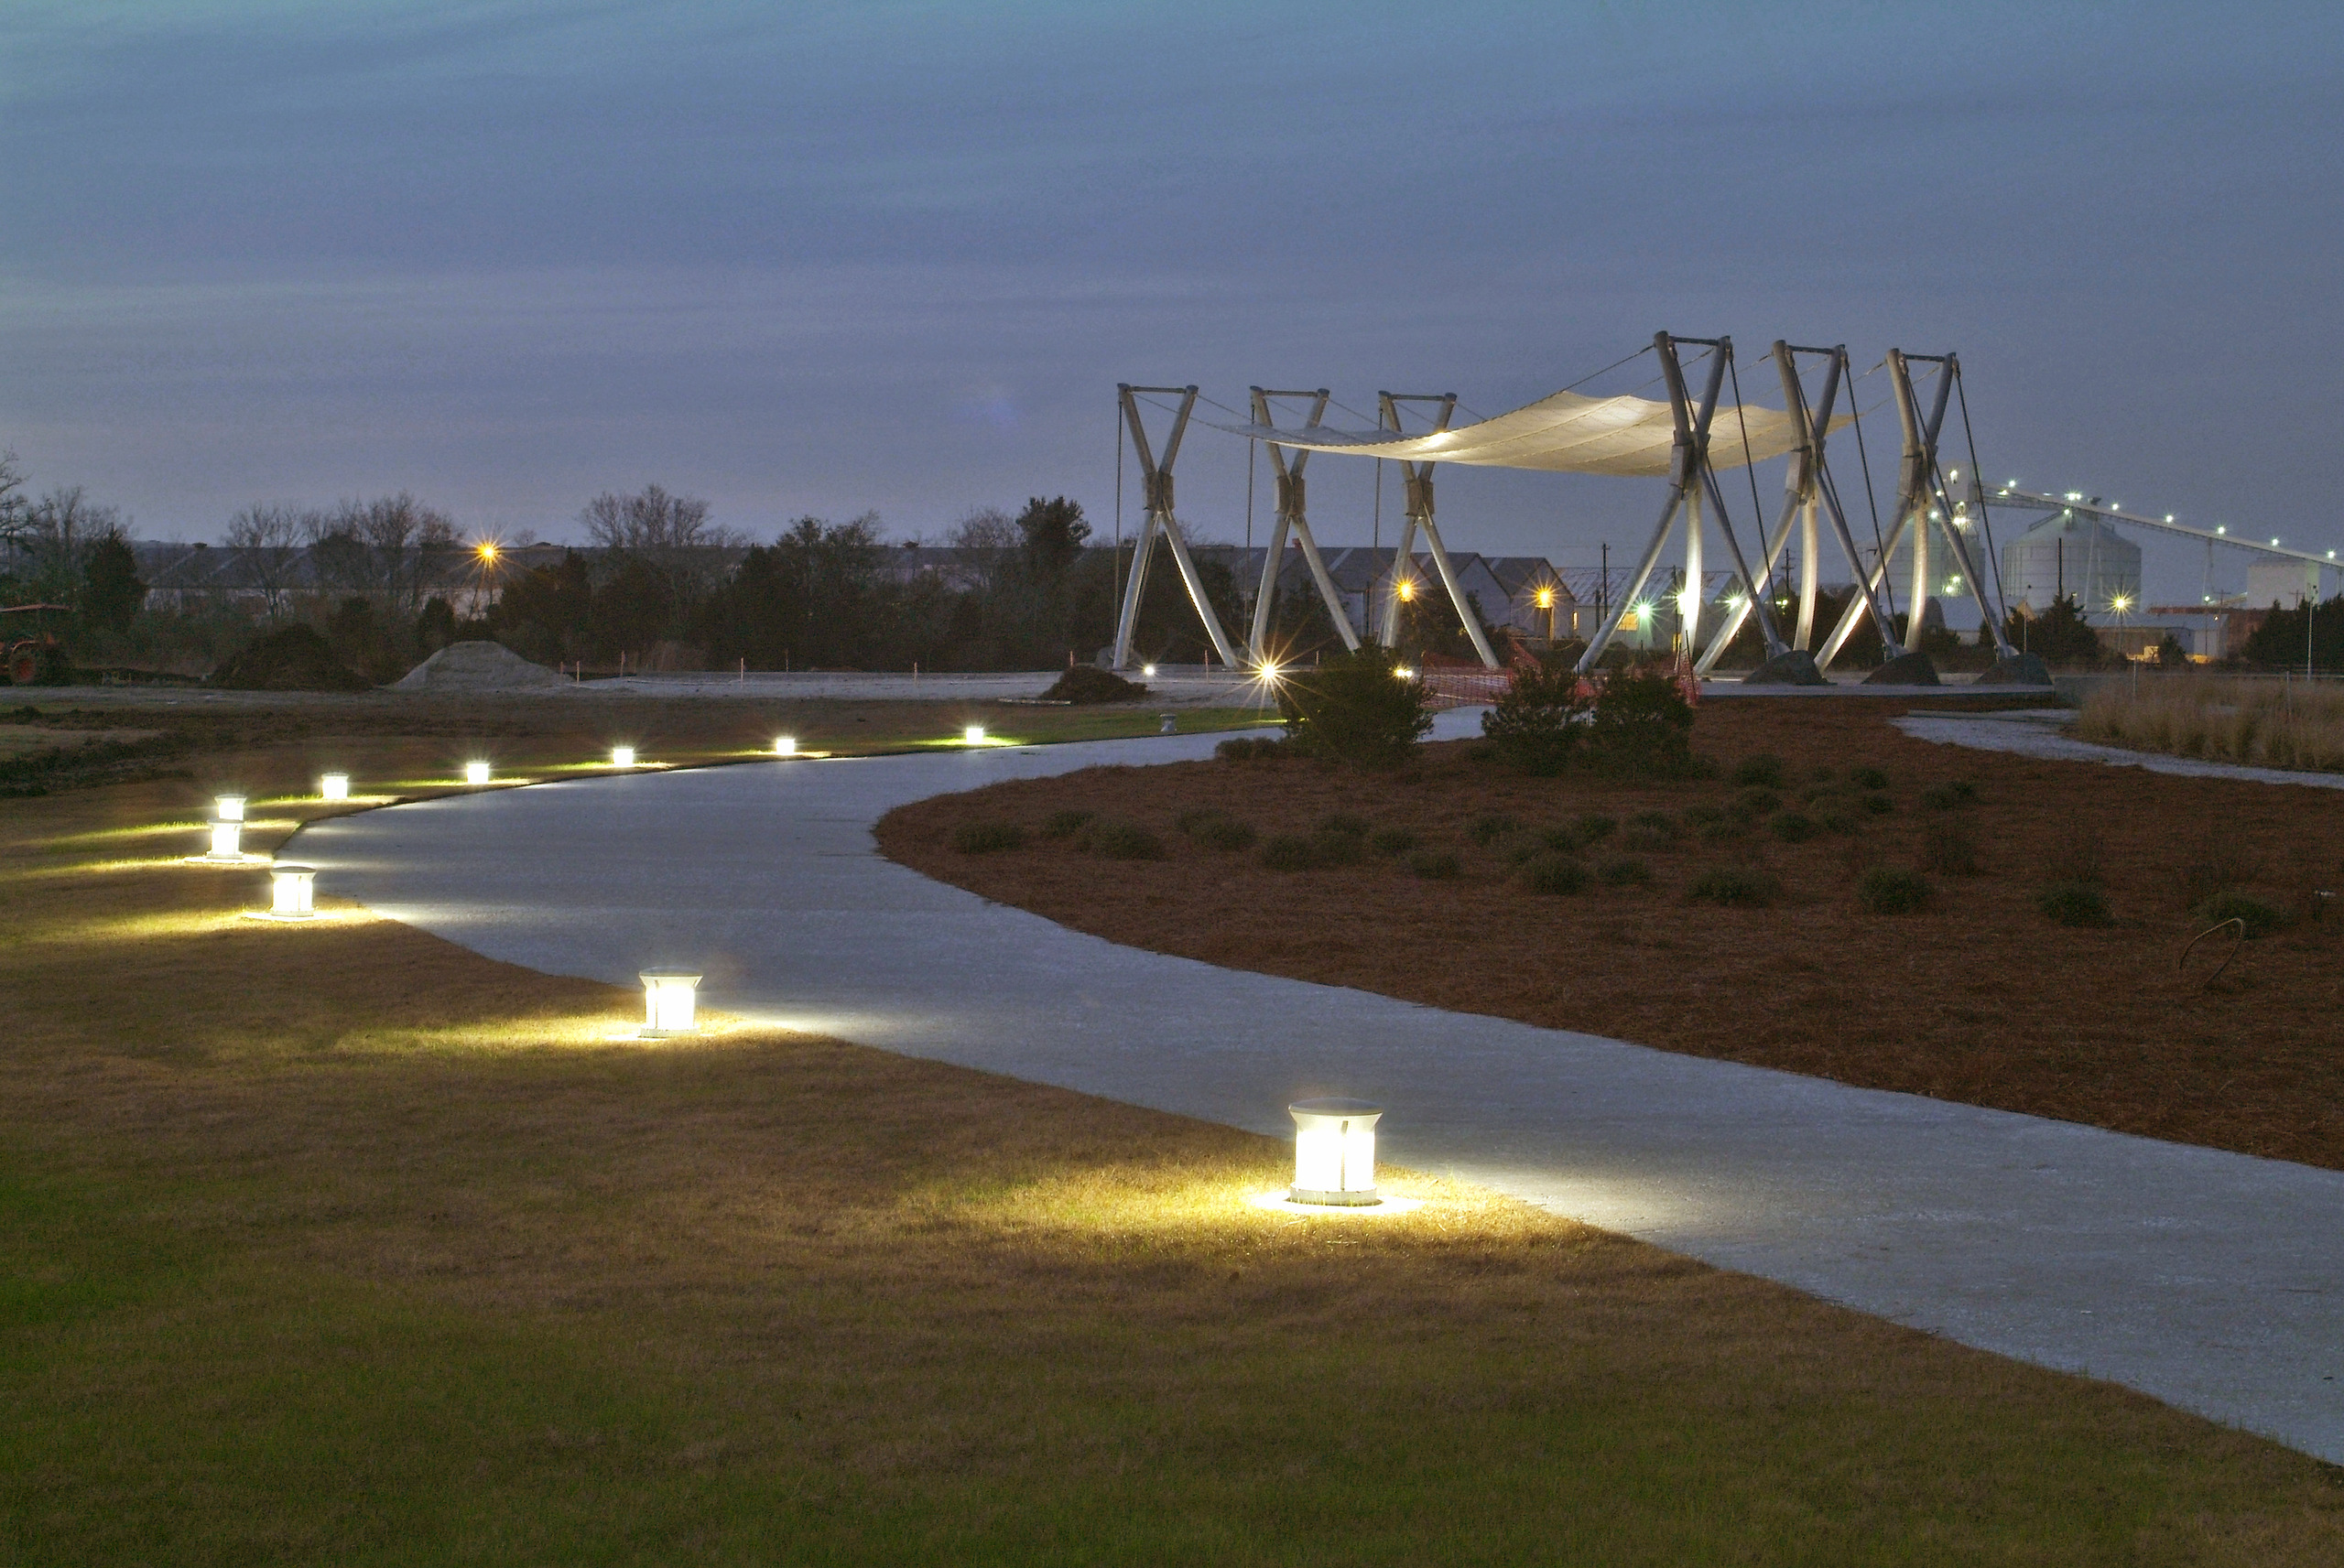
1858,866 -> 1933,914
1261,834 -> 1320,871
1520,852 -> 1590,895
1083,820 -> 1165,860
1317,812 -> 1371,839
1920,780 -> 1979,811
1039,808 -> 1094,840
1196,817 -> 1256,851
2191,890 -> 2292,939
1368,826 -> 1416,856
1697,819 -> 1750,845
1409,849 -> 1460,880
1503,836 -> 1546,867
1730,787 -> 1781,820
2037,881 -> 2114,927
1277,643 -> 1433,767
1919,818 -> 1979,875
1467,812 -> 1521,846
1850,766 -> 1890,789
1216,734 -> 1287,761
1731,753 -> 1785,788
952,821 -> 1027,854
1621,825 -> 1676,854
1687,866 -> 1782,907
1815,806 -> 1861,835
1862,792 -> 1896,816
1573,812 -> 1617,844
1769,811 -> 1819,844
1310,828 -> 1368,867
1481,655 -> 1591,775
1598,857 -> 1653,887
1174,806 -> 1227,834
1808,765 -> 1837,783
1585,667 -> 1702,777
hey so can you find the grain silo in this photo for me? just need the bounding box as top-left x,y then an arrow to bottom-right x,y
2000,503 -> 2142,615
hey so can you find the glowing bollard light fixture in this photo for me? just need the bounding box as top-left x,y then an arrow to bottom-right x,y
463,761 -> 492,786
774,735 -> 798,757
214,794 -> 247,823
206,818 -> 245,861
320,773 -> 351,802
611,745 -> 636,769
962,725 -> 986,746
266,862 -> 317,920
1288,1098 -> 1384,1206
637,968 -> 702,1038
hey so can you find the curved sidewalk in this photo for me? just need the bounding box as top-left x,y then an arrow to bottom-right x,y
296,719 -> 2344,1464
1898,708 -> 2344,789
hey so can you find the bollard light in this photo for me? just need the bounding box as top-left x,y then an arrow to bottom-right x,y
612,746 -> 636,769
638,968 -> 702,1037
774,735 -> 798,756
206,818 -> 244,861
1288,1098 -> 1384,1206
320,773 -> 350,802
267,863 -> 317,919
1142,663 -> 1158,678
963,725 -> 986,745
215,794 -> 246,823
463,761 -> 492,786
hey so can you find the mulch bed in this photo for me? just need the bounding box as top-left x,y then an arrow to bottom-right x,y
880,697 -> 2344,1171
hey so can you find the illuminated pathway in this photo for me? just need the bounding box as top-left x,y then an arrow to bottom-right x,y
298,715 -> 2344,1465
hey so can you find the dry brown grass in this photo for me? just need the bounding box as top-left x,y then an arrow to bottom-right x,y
2078,675 -> 2344,772
8,715 -> 2344,1561
883,696 -> 2344,1170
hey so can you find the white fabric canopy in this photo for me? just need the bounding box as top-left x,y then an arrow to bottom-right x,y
1211,386 -> 1825,477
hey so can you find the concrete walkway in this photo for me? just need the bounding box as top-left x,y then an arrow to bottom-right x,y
295,716 -> 2344,1464
1899,708 -> 2344,790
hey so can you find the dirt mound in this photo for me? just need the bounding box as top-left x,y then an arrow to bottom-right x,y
1041,665 -> 1148,704
209,624 -> 371,692
392,640 -> 565,692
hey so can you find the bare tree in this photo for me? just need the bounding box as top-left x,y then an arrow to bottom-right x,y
578,484 -> 742,602
18,487 -> 125,599
944,505 -> 1017,595
0,451 -> 27,562
224,503 -> 309,619
317,492 -> 461,615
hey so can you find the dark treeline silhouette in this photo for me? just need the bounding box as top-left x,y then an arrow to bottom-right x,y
489,494 -> 1270,671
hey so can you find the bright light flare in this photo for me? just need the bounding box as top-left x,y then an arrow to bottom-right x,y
320,773 -> 350,802
214,795 -> 246,823
1141,663 -> 1158,677
463,761 -> 492,786
774,736 -> 798,756
962,725 -> 986,745
611,746 -> 636,769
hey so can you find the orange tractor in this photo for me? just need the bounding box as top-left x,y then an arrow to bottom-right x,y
3,603 -> 72,685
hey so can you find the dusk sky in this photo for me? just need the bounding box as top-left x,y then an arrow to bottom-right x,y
5,2 -> 2340,611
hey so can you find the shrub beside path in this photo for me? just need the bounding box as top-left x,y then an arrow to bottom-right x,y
301,715 -> 2344,1466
